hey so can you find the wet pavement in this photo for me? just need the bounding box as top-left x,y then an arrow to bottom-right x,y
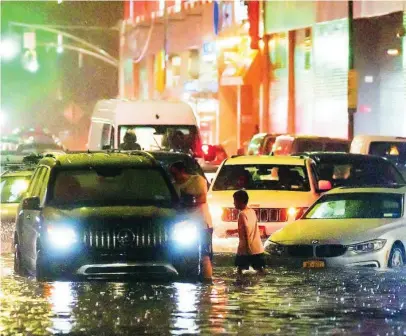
2,254 -> 406,335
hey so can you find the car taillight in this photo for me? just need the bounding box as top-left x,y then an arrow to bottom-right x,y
221,208 -> 232,222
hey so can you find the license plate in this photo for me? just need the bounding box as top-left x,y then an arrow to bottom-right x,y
303,260 -> 325,268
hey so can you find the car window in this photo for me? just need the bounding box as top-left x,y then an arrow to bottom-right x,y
324,141 -> 349,152
315,160 -> 405,187
49,167 -> 174,206
264,137 -> 276,154
369,142 -> 406,174
38,167 -> 50,204
295,139 -> 324,153
305,193 -> 403,219
0,175 -> 31,203
212,164 -> 310,191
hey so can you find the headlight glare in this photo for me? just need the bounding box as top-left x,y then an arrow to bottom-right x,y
348,239 -> 387,253
172,221 -> 198,246
47,226 -> 77,248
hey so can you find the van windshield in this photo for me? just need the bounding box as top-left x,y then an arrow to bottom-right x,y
369,142 -> 406,177
119,125 -> 200,154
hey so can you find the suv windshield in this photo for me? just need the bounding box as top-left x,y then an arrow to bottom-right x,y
305,193 -> 403,219
49,167 -> 174,206
315,158 -> 405,187
0,176 -> 31,203
212,164 -> 310,191
119,125 -> 199,154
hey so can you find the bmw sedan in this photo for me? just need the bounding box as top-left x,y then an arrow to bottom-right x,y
264,185 -> 406,269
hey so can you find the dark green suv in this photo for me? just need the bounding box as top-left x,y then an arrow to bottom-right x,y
14,152 -> 202,280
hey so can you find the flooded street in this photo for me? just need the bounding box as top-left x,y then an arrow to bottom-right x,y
2,254 -> 406,335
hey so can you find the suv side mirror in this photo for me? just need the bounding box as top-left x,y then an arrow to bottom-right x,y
318,180 -> 332,193
22,196 -> 41,211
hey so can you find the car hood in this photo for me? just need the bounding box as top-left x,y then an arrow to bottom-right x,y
270,218 -> 404,245
42,206 -> 178,226
208,190 -> 317,208
0,203 -> 19,222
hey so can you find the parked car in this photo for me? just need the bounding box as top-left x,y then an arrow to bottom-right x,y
208,155 -> 332,240
273,135 -> 349,156
265,185 -> 406,269
1,166 -> 34,253
293,152 -> 405,188
247,133 -> 281,155
350,135 -> 406,179
14,152 -> 205,281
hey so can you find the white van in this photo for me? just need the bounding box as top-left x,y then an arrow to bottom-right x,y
350,135 -> 406,178
88,99 -> 204,157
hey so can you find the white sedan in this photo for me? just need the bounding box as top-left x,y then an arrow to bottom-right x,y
264,185 -> 406,269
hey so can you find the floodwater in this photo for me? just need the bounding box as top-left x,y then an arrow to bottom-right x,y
2,255 -> 406,335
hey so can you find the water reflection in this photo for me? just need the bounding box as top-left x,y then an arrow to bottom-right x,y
172,283 -> 199,334
44,282 -> 75,334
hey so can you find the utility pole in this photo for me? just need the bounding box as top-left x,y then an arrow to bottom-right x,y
347,0 -> 357,140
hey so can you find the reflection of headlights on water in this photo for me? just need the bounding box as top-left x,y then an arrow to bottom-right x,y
264,240 -> 285,256
172,221 -> 198,246
348,239 -> 386,253
47,226 -> 77,248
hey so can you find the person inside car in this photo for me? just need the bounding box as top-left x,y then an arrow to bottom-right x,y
170,161 -> 213,281
120,130 -> 141,150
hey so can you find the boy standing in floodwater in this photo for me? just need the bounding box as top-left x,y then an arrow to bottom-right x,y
233,189 -> 266,275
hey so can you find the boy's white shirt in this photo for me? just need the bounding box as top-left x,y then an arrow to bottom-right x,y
237,207 -> 264,256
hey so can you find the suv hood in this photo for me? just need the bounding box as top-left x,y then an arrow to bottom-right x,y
43,206 -> 177,224
270,218 -> 403,245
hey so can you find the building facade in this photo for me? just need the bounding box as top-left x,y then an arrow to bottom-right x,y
264,0 -> 406,138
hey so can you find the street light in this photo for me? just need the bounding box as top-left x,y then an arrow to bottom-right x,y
0,37 -> 21,61
22,50 -> 39,72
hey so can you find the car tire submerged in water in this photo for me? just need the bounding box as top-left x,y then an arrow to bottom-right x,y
14,243 -> 28,276
36,251 -> 58,281
388,244 -> 405,268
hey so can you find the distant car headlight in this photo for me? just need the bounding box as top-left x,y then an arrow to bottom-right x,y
172,221 -> 198,246
347,239 -> 387,253
47,225 -> 77,248
264,240 -> 285,256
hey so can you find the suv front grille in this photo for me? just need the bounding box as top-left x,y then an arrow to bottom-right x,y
83,225 -> 168,249
222,208 -> 288,223
286,245 -> 347,258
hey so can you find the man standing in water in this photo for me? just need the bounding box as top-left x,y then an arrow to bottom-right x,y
170,161 -> 213,281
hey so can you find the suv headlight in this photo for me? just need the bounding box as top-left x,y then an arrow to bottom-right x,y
47,225 -> 77,248
264,240 -> 285,256
347,239 -> 387,253
172,221 -> 198,246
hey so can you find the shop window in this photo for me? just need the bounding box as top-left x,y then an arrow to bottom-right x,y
269,33 -> 288,69
167,55 -> 181,88
188,49 -> 200,80
304,28 -> 312,70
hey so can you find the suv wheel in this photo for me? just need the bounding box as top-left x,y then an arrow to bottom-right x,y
36,251 -> 57,281
14,243 -> 27,276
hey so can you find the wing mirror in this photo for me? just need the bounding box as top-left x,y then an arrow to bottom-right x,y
318,180 -> 333,193
22,196 -> 41,211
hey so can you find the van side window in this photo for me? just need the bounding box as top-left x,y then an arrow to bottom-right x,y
295,139 -> 323,153
101,124 -> 112,149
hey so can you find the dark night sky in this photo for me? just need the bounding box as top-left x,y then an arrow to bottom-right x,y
1,1 -> 123,134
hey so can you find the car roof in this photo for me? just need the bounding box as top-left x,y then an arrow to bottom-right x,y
293,152 -> 388,162
224,155 -> 307,165
38,151 -> 158,168
147,151 -> 193,161
326,185 -> 406,195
